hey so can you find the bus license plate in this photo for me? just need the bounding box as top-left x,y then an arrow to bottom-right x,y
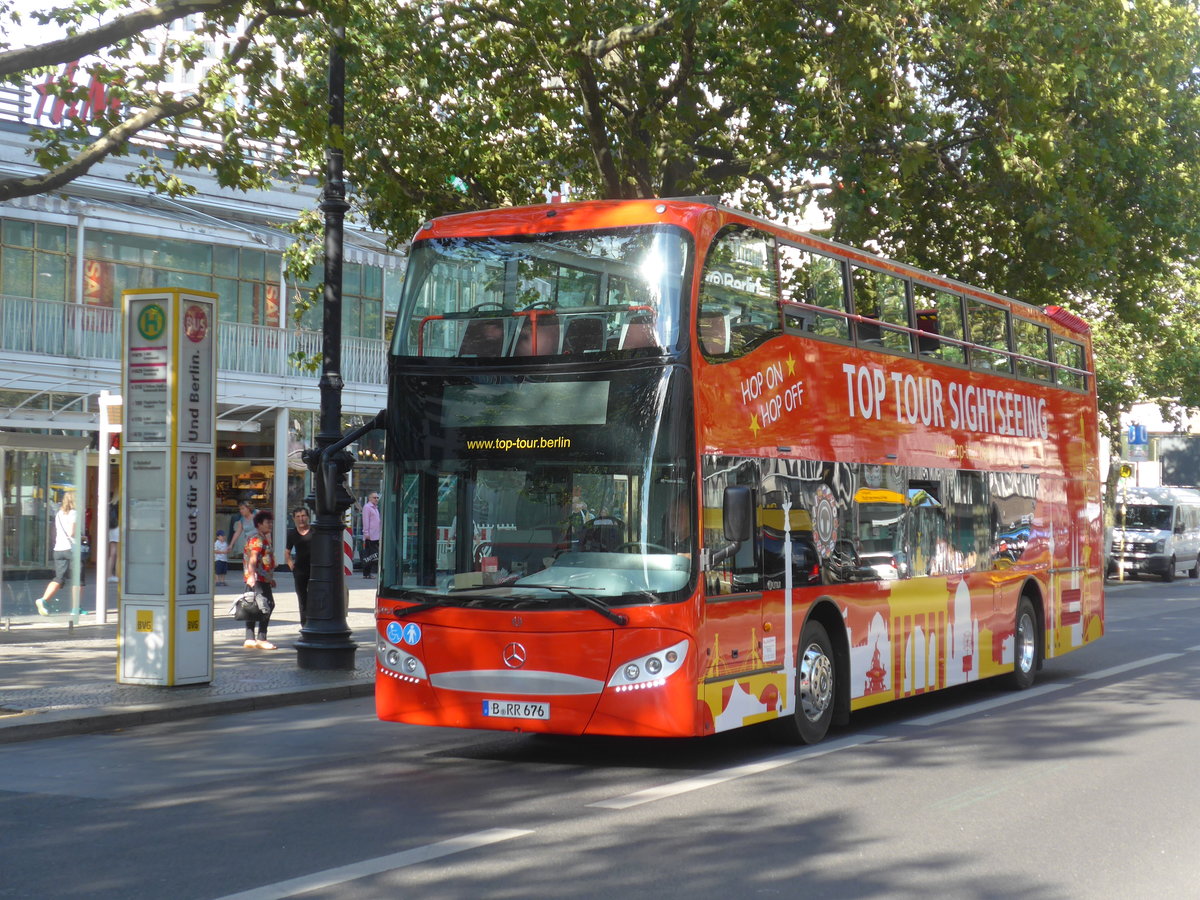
482,700 -> 550,720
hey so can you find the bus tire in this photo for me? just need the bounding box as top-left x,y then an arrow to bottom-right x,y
1009,596 -> 1039,691
772,619 -> 835,744
1163,557 -> 1176,582
1189,556 -> 1199,579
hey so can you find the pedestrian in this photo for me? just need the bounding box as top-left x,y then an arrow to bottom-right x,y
36,491 -> 76,616
361,491 -> 381,579
213,530 -> 229,586
106,495 -> 119,583
228,501 -> 255,561
285,506 -> 313,626
241,510 -> 277,650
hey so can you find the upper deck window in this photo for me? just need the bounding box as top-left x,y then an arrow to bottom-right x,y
1013,316 -> 1053,382
851,265 -> 911,353
393,226 -> 691,359
778,243 -> 850,340
966,298 -> 1012,373
698,226 -> 781,359
912,285 -> 966,364
1054,337 -> 1088,391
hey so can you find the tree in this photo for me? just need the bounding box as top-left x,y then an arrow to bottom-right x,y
0,0 -> 310,202
5,0 -> 1200,446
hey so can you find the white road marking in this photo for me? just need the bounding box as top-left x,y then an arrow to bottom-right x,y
587,733 -> 884,810
1077,653 -> 1182,679
213,828 -> 533,900
906,651 -> 1187,727
904,681 -> 1073,726
217,646 -> 1200,896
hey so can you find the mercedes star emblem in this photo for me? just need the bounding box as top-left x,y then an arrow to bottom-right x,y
502,641 -> 527,669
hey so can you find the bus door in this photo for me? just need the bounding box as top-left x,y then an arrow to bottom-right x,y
758,485 -> 821,671
700,462 -> 763,683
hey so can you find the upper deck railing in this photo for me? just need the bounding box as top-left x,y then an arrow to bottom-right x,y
0,293 -> 387,386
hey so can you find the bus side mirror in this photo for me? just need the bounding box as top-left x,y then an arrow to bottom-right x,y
723,486 -> 753,542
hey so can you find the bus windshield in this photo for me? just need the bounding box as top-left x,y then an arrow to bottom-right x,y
392,226 -> 692,359
381,368 -> 696,608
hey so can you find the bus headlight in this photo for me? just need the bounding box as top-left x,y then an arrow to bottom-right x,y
608,639 -> 688,691
377,635 -> 428,683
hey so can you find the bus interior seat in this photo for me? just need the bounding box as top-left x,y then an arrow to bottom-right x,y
698,313 -> 730,354
459,318 -> 507,356
561,316 -> 606,354
514,315 -> 561,356
619,313 -> 659,350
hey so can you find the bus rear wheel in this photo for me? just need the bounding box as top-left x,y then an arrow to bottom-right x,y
1009,596 -> 1039,691
772,619 -> 835,744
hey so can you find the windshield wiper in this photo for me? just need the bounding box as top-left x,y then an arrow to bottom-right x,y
540,585 -> 628,626
391,592 -> 448,618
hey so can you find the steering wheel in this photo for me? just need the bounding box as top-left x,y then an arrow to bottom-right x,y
615,541 -> 673,554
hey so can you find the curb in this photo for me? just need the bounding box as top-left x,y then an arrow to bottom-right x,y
0,680 -> 375,745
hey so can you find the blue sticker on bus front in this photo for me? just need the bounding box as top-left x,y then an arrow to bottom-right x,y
386,621 -> 403,645
402,622 -> 422,645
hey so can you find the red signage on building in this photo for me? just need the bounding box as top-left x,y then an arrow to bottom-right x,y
32,62 -> 121,126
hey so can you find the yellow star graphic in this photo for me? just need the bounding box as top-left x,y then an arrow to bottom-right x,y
749,414 -> 760,437
786,354 -> 796,375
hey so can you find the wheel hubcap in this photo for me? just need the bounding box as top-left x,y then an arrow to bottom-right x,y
1016,611 -> 1036,674
798,642 -> 833,722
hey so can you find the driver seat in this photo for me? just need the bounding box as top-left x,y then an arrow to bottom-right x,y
581,517 -> 624,551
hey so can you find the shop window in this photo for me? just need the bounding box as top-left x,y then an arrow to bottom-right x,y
37,224 -> 67,254
344,262 -> 362,297
214,244 -> 239,277
698,226 -> 780,360
363,265 -> 384,299
1,220 -> 72,303
34,252 -> 67,301
2,219 -> 33,247
1,246 -> 33,296
239,248 -> 265,281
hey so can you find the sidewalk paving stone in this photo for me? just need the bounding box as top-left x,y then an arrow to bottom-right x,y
0,578 -> 378,744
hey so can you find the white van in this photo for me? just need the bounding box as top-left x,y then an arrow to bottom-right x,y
1109,486 -> 1200,581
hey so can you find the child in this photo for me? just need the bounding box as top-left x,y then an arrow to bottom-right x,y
214,530 -> 229,586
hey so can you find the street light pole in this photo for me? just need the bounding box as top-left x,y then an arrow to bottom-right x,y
297,23 -> 357,670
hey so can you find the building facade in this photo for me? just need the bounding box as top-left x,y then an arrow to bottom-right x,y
0,83 -> 401,617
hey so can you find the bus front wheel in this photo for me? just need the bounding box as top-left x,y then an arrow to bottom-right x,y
1009,596 -> 1039,691
772,619 -> 835,744
1163,557 -> 1176,582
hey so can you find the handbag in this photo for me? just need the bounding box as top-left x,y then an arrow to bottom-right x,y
228,592 -> 260,620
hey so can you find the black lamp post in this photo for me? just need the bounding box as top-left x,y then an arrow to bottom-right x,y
296,24 -> 358,670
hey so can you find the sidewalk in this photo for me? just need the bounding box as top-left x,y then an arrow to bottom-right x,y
0,575 -> 378,745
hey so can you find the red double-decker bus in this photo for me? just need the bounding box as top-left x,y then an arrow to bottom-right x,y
376,198 -> 1103,742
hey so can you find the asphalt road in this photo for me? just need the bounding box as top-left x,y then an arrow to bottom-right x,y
2,577 -> 1198,900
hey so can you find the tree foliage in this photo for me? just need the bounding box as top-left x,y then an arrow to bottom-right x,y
3,0 -> 1200,444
